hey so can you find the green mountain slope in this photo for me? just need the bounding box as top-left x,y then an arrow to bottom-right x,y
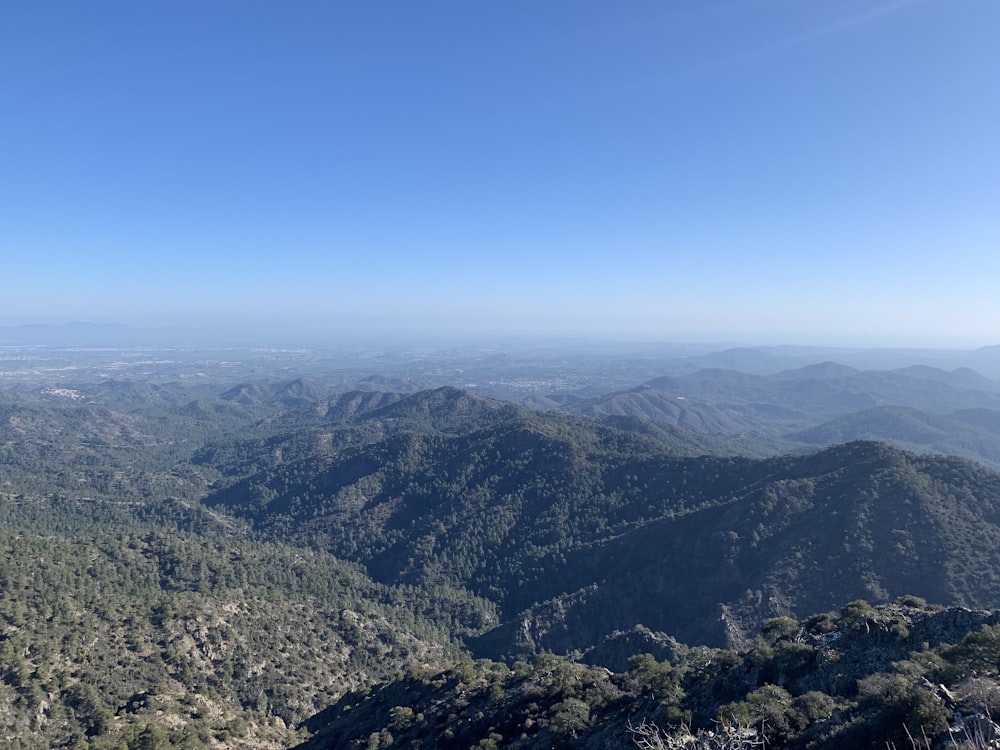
0,499 -> 470,750
789,404 -> 1000,468
9,380 -> 1000,749
198,389 -> 1000,653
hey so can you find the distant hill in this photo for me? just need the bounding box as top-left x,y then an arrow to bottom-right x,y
769,360 -> 861,380
569,386 -> 759,433
789,405 -> 1000,469
304,389 -> 405,421
658,344 -> 1000,378
220,377 -> 328,407
891,364 -> 1000,392
351,374 -> 429,392
362,385 -> 527,433
565,364 -> 1000,437
669,346 -> 803,375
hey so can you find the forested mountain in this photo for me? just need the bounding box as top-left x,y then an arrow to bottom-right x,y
566,364 -> 1000,438
566,386 -> 760,433
220,378 -> 329,408
195,395 -> 1000,652
554,363 -> 1000,468
790,405 -> 1000,469
7,371 -> 1000,749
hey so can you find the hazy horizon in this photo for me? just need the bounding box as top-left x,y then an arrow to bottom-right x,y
1,316 -> 997,352
4,2 -> 997,347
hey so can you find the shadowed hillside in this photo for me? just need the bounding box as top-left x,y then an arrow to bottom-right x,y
198,389 -> 1000,653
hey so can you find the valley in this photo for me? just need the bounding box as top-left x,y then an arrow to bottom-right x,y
5,339 -> 1000,748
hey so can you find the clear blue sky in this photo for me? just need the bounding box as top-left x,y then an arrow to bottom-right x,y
3,1 -> 998,345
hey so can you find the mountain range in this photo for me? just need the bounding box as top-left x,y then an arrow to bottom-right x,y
6,352 -> 1000,748
190,388 -> 1000,654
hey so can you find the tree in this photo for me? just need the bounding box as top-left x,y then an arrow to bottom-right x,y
131,724 -> 170,750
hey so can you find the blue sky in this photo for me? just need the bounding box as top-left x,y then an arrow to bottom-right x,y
3,1 -> 998,345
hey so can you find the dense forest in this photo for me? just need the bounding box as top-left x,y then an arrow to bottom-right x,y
6,366 -> 1000,748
